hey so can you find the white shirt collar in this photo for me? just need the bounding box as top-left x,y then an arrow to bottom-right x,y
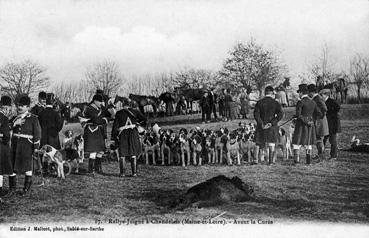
301,95 -> 309,99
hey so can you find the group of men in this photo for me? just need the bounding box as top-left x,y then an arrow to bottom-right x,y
0,89 -> 147,198
253,83 -> 341,165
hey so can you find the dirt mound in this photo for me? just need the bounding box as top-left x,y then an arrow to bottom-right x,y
174,175 -> 254,209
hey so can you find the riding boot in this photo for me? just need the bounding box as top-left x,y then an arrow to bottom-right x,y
22,175 -> 32,195
269,148 -> 276,165
293,149 -> 300,164
131,157 -> 137,177
88,159 -> 95,176
306,151 -> 311,165
119,159 -> 125,177
95,158 -> 103,174
42,162 -> 49,177
4,176 -> 17,198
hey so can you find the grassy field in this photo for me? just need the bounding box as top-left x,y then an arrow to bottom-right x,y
0,104 -> 369,224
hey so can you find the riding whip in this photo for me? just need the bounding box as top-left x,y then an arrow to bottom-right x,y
279,117 -> 295,127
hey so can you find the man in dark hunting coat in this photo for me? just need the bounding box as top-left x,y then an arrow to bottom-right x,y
30,91 -> 47,116
111,98 -> 147,177
254,86 -> 283,165
38,93 -> 64,175
0,96 -> 13,197
200,91 -> 211,123
10,95 -> 41,196
82,94 -> 108,175
321,86 -> 341,160
208,88 -> 218,121
292,84 -> 322,165
308,84 -> 329,161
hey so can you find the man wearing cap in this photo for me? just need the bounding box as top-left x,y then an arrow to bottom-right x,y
308,84 -> 329,161
254,86 -> 283,165
321,86 -> 341,160
112,98 -> 147,177
38,93 -> 64,175
10,94 -> 41,195
0,96 -> 13,197
292,84 -> 322,165
82,94 -> 108,175
30,91 -> 47,116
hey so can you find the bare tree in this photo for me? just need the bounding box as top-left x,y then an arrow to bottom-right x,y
85,60 -> 123,97
219,40 -> 286,96
0,60 -> 49,100
52,80 -> 93,103
310,44 -> 337,83
173,68 -> 215,89
350,54 -> 369,103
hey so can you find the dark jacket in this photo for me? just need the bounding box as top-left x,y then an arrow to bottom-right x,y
30,103 -> 45,117
325,98 -> 341,134
11,112 -> 41,173
111,108 -> 147,157
200,95 -> 211,110
292,96 -> 322,145
254,96 -> 283,144
38,106 -> 64,149
0,110 -> 12,175
207,92 -> 217,106
82,103 -> 108,152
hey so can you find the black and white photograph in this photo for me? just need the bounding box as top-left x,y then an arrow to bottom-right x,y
0,0 -> 368,237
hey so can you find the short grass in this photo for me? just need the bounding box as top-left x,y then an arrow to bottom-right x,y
0,104 -> 368,224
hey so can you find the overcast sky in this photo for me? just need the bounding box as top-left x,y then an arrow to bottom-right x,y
0,0 -> 368,85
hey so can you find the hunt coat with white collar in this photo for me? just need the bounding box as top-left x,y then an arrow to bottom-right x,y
254,95 -> 283,145
11,112 -> 41,174
38,106 -> 64,149
0,109 -> 12,175
82,103 -> 108,153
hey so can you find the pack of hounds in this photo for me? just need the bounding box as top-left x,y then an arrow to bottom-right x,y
139,122 -> 292,167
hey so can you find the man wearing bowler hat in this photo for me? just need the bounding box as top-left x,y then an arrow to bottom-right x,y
308,84 -> 329,161
10,94 -> 41,196
31,91 -> 47,116
254,85 -> 283,165
0,96 -> 14,197
38,93 -> 64,175
292,84 -> 322,165
321,85 -> 341,161
82,94 -> 108,175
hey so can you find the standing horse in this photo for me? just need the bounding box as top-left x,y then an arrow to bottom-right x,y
159,92 -> 176,116
174,87 -> 205,114
325,78 -> 348,104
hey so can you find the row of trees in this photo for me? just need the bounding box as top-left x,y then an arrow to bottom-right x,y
1,39 -> 369,103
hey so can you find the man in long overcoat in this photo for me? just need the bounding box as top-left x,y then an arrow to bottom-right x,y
207,88 -> 218,121
111,98 -> 147,177
200,91 -> 211,123
292,84 -> 322,164
308,84 -> 329,160
30,91 -> 46,116
321,86 -> 341,160
82,94 -> 108,175
254,86 -> 283,164
38,93 -> 64,175
0,96 -> 13,197
11,95 -> 41,195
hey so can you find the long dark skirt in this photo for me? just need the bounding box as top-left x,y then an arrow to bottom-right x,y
118,128 -> 142,157
292,121 -> 317,146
